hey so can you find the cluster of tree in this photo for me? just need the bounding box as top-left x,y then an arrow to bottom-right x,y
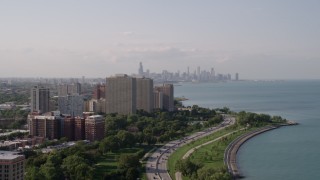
0,108 -> 29,119
25,142 -> 98,180
0,92 -> 29,104
99,130 -> 136,153
175,158 -> 231,180
0,131 -> 28,141
104,108 -> 220,146
103,154 -> 142,180
237,111 -> 286,127
26,142 -> 145,180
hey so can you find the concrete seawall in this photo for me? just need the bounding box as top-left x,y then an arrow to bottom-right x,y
224,123 -> 297,179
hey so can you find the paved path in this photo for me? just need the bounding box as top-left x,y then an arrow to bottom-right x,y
145,115 -> 235,180
175,128 -> 245,180
224,126 -> 277,179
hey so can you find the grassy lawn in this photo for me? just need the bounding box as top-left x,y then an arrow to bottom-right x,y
183,130 -> 250,180
94,146 -> 154,179
167,125 -> 250,180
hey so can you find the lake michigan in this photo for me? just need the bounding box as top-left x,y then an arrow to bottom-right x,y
175,80 -> 320,180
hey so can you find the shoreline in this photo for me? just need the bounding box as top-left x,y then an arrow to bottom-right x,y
224,122 -> 298,179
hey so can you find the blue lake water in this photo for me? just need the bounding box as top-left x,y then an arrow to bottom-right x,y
175,80 -> 320,180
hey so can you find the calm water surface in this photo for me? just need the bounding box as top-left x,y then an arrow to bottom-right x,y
175,80 -> 320,180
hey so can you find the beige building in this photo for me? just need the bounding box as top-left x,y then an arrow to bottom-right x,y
106,75 -> 154,114
153,90 -> 163,109
154,84 -> 174,111
106,74 -> 137,114
0,151 -> 25,180
136,77 -> 154,113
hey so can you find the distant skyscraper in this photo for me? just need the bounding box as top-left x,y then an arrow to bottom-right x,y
197,66 -> 201,80
106,74 -> 137,114
211,68 -> 215,80
31,86 -> 50,113
138,62 -> 144,75
235,73 -> 239,81
154,84 -> 174,111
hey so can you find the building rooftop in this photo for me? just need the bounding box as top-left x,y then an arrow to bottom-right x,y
86,115 -> 104,122
0,151 -> 24,160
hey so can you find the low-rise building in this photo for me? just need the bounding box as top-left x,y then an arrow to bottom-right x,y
0,151 -> 25,180
85,115 -> 105,141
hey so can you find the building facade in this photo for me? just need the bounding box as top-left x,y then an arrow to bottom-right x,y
63,117 -> 75,141
136,77 -> 154,113
93,84 -> 106,100
153,90 -> 163,109
74,117 -> 85,141
85,115 -> 105,141
105,74 -> 155,114
30,86 -> 50,113
58,95 -> 84,117
106,75 -> 137,114
28,112 -> 62,140
0,151 -> 25,180
154,84 -> 174,111
57,83 -> 81,96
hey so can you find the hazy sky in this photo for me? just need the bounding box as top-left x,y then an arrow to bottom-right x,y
1,0 -> 320,79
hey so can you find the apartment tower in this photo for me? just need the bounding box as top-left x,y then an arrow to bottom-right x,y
31,86 -> 50,113
136,77 -> 154,113
105,74 -> 137,114
154,84 -> 174,111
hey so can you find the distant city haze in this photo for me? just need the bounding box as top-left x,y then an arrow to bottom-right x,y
1,1 -> 320,79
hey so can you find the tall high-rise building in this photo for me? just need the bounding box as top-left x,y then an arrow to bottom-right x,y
235,73 -> 239,81
106,74 -> 154,114
211,68 -> 215,80
197,66 -> 201,78
93,84 -> 106,100
58,94 -> 84,117
57,83 -> 81,96
31,86 -> 50,113
136,77 -> 154,113
106,75 -> 137,114
0,151 -> 25,180
138,62 -> 144,75
154,84 -> 174,111
85,115 -> 105,141
153,90 -> 163,109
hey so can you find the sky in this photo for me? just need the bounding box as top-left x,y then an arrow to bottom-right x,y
1,0 -> 320,79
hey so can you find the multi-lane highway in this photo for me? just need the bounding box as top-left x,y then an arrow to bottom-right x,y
145,115 -> 235,180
